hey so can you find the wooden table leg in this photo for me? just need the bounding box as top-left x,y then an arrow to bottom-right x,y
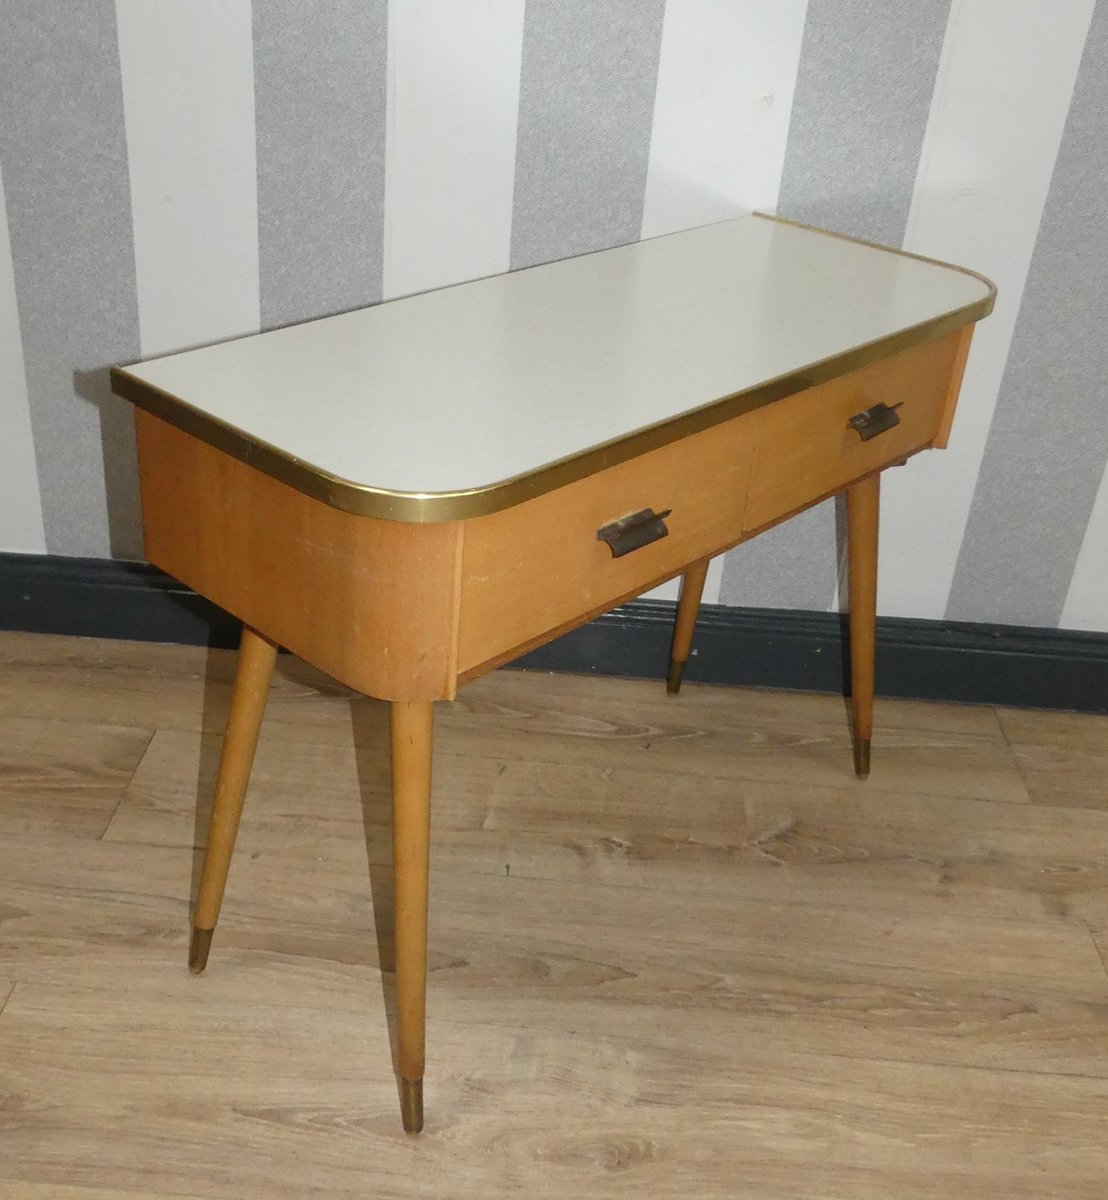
390,700 -> 434,1134
846,474 -> 879,779
667,558 -> 710,695
190,626 -> 277,972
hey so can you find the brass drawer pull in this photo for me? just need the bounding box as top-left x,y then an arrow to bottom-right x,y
848,401 -> 902,441
597,507 -> 672,558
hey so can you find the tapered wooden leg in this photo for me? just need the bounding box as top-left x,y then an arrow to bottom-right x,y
846,474 -> 879,778
667,559 -> 710,695
391,700 -> 434,1134
190,626 -> 277,972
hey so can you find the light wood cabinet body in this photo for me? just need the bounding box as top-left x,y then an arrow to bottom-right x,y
136,409 -> 464,703
136,327 -> 971,701
115,214 -> 993,1134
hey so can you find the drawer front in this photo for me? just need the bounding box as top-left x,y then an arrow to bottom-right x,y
457,408 -> 761,675
744,331 -> 964,532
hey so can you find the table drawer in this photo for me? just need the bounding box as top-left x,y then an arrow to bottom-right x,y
457,407 -> 761,676
744,331 -> 964,532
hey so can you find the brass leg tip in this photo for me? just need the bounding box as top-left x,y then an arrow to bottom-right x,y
400,1077 -> 424,1134
188,927 -> 214,974
665,660 -> 685,696
853,737 -> 871,779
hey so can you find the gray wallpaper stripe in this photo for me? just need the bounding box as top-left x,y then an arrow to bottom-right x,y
719,500 -> 843,613
719,0 -> 952,611
773,0 -> 954,247
510,0 -> 666,269
0,0 -> 142,559
946,2 -> 1108,626
253,0 -> 388,330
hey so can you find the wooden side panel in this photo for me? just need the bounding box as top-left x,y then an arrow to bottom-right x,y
931,323 -> 976,450
457,408 -> 761,675
743,332 -> 964,532
134,411 -> 461,701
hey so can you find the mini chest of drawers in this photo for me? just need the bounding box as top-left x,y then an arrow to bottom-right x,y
112,213 -> 993,1133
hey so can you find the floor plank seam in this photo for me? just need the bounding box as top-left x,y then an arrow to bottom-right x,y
428,865 -> 1106,934
986,703 -> 1012,750
0,981 -> 17,1018
97,728 -> 158,841
14,970 -> 1107,1089
69,832 -> 1101,936
748,1037 -> 1108,1084
992,706 -> 1036,804
1085,921 -> 1108,982
0,1183 -> 219,1200
177,859 -> 1103,937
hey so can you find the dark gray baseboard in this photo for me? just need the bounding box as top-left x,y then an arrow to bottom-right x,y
1,552 -> 1105,712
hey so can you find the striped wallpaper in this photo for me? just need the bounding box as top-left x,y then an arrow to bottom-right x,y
1,1 -> 1105,633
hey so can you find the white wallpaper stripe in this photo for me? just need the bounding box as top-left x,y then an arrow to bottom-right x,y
640,0 -> 807,604
879,0 -> 1096,619
640,0 -> 807,239
0,154 -> 45,554
116,0 -> 260,359
510,0 -> 666,269
383,0 -> 524,300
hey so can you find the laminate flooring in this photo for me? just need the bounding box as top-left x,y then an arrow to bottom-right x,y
0,630 -> 1106,1199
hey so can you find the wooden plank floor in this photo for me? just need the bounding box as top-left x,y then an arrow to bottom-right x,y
0,629 -> 1106,1199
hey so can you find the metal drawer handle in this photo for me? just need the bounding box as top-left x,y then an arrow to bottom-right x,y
597,507 -> 672,558
848,401 -> 902,441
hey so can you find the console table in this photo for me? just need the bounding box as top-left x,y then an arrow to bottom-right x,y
111,213 -> 994,1133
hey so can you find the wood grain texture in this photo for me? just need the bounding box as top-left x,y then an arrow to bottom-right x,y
1,978 -> 1106,1200
457,408 -> 759,675
4,978 -> 1104,1200
0,1186 -> 221,1200
997,707 -> 1108,811
390,700 -> 434,1106
191,628 -> 277,939
4,824 -> 1108,1077
455,326 -> 972,683
931,322 -> 976,449
743,331 -> 962,531
132,315 -> 974,707
2,631 -> 1108,1198
0,632 -> 358,736
846,472 -> 879,765
97,722 -> 1108,926
442,671 -> 1032,805
667,559 -> 709,685
135,411 -> 463,701
0,715 -> 152,837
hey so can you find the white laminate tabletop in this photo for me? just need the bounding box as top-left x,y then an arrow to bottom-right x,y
114,214 -> 993,517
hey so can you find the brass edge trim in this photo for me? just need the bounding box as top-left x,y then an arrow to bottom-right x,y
111,227 -> 995,525
188,926 -> 213,974
399,1077 -> 424,1134
853,737 -> 872,780
666,660 -> 686,696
